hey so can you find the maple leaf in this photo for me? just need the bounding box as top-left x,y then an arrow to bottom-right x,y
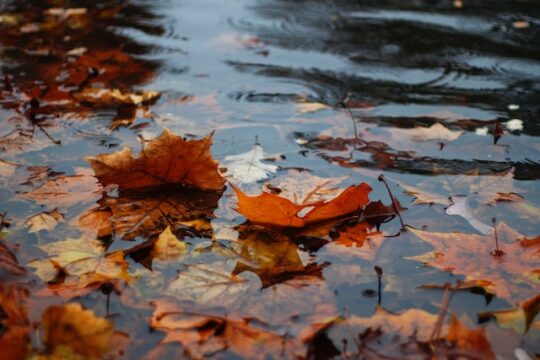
24,209 -> 64,233
478,294 -> 540,333
17,172 -> 102,209
41,303 -> 124,359
151,225 -> 188,261
0,285 -> 30,360
222,144 -> 278,184
0,238 -> 26,277
30,236 -> 132,293
401,168 -> 523,206
150,298 -> 291,359
407,223 -> 540,299
446,315 -> 495,359
325,221 -> 385,262
78,186 -> 221,239
231,226 -> 325,288
391,123 -> 464,143
73,87 -> 160,106
232,174 -> 371,228
87,129 -> 225,191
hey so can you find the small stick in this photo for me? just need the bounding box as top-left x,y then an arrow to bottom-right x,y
491,217 -> 505,257
430,283 -> 454,341
374,266 -> 383,306
378,174 -> 405,231
338,92 -> 360,148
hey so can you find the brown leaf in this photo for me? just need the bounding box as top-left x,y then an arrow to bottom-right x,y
87,129 -> 225,191
232,182 -> 371,228
0,237 -> 26,277
150,299 -> 291,359
327,221 -> 385,262
0,285 -> 30,360
232,226 -> 325,288
41,303 -> 116,358
24,209 -> 64,233
446,315 -> 495,359
78,186 -> 221,239
478,294 -> 540,333
151,225 -> 188,261
408,223 -> 540,299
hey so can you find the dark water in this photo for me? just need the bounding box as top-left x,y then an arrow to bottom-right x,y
0,0 -> 539,358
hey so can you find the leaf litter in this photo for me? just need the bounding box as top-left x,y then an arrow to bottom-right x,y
0,1 -> 539,359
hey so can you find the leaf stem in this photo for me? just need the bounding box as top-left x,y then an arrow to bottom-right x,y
491,217 -> 505,257
378,174 -> 405,231
374,266 -> 383,306
430,283 -> 454,341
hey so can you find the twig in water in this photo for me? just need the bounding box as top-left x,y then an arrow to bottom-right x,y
378,174 -> 405,231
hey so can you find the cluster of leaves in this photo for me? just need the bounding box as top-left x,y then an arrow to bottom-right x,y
0,1 -> 538,359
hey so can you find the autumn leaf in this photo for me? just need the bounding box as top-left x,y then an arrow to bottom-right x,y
407,223 -> 540,299
478,294 -> 540,333
17,172 -> 102,209
0,238 -> 26,277
150,298 -> 291,359
73,87 -> 159,106
401,168 -> 522,206
446,315 -> 495,359
232,175 -> 371,228
87,129 -> 225,191
391,122 -> 463,143
41,303 -> 121,359
222,144 -> 278,184
24,209 -> 63,233
231,226 -> 325,288
78,185 -> 221,239
0,285 -> 30,360
325,221 -> 385,262
151,225 -> 188,261
30,236 -> 132,292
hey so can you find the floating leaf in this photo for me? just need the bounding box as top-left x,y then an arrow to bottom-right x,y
25,209 -> 64,233
408,223 -> 540,299
87,129 -> 225,191
223,144 -> 278,184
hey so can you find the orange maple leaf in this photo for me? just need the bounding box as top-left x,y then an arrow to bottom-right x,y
86,129 -> 225,191
232,182 -> 371,228
408,223 -> 540,299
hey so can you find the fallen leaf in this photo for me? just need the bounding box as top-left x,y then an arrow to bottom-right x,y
478,294 -> 540,333
232,179 -> 371,228
87,129 -> 225,191
17,173 -> 102,208
41,303 -> 115,358
0,238 -> 26,277
151,225 -> 188,261
327,221 -> 385,262
78,186 -> 221,239
295,102 -> 331,114
223,144 -> 278,183
24,209 -> 64,233
391,123 -> 463,143
232,226 -> 325,288
446,315 -> 495,359
73,87 -> 159,106
150,299 -> 290,359
401,168 -> 522,206
408,223 -> 540,299
0,158 -> 18,179
30,236 -> 131,289
0,285 -> 30,360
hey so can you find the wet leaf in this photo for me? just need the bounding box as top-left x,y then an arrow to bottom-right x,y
446,315 -> 495,360
408,223 -> 540,299
78,186 -> 221,239
478,294 -> 540,333
73,88 -> 159,106
327,221 -> 385,262
0,285 -> 30,360
41,303 -> 116,358
223,144 -> 278,184
391,123 -> 463,143
150,299 -> 291,359
25,209 -> 64,233
30,236 -> 131,290
232,178 -> 371,228
151,225 -> 188,261
87,129 -> 225,191
0,238 -> 26,277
